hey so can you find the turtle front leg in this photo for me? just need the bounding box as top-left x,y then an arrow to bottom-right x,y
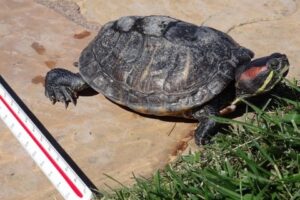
192,104 -> 220,146
45,68 -> 89,107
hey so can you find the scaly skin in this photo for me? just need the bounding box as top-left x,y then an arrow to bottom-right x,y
45,68 -> 88,108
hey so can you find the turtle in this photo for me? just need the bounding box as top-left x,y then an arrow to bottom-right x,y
44,15 -> 289,145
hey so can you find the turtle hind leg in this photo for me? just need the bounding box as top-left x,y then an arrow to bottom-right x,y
45,68 -> 89,108
192,104 -> 220,146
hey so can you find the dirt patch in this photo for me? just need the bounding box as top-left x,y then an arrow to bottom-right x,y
73,30 -> 91,39
31,42 -> 46,55
44,60 -> 56,69
31,75 -> 45,86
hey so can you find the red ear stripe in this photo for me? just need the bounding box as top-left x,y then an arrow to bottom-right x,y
239,66 -> 268,81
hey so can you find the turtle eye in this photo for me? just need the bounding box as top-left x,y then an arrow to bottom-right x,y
269,59 -> 279,69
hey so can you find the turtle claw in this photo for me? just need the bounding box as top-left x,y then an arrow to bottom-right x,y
67,88 -> 77,106
51,98 -> 56,105
71,97 -> 77,106
64,101 -> 69,109
45,68 -> 82,107
47,86 -> 77,108
61,87 -> 77,107
48,87 -> 78,108
194,118 -> 218,146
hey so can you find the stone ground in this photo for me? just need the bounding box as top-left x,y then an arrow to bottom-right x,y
0,0 -> 299,199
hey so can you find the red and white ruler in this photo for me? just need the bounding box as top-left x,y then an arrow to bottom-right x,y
0,75 -> 96,200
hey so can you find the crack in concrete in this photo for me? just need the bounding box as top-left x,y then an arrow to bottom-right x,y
226,17 -> 282,34
35,0 -> 101,31
200,13 -> 217,26
226,0 -> 298,34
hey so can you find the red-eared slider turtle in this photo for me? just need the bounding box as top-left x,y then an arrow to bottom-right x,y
45,15 -> 289,145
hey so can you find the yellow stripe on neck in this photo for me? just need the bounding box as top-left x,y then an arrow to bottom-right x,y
232,98 -> 241,105
232,70 -> 274,105
256,70 -> 274,94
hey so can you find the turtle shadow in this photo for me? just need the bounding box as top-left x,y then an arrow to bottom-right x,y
78,87 -> 99,96
78,87 -> 196,123
78,87 -> 195,123
109,100 -> 197,123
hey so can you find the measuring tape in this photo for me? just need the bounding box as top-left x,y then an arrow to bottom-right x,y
0,76 -> 96,200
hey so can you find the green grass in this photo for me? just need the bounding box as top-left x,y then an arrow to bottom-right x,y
101,80 -> 300,200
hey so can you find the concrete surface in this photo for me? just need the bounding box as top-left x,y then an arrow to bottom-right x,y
0,0 -> 299,199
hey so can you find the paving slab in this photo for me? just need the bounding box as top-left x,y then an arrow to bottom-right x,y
0,1 -> 194,199
1,0 -> 300,199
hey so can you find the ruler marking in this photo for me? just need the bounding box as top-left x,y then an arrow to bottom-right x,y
0,95 -> 83,198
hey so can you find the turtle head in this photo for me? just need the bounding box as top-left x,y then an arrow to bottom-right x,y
235,53 -> 289,98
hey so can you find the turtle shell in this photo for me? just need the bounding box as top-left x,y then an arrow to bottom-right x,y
79,16 -> 254,116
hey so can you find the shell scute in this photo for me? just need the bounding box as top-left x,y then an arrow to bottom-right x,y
79,16 -> 253,115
